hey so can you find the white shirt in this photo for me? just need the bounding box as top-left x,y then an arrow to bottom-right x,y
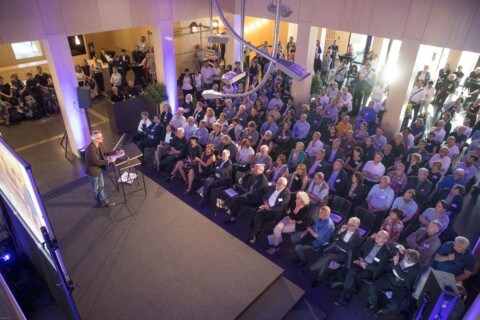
431,128 -> 446,143
268,188 -> 283,207
212,67 -> 221,81
238,146 -> 254,162
110,72 -> 122,86
428,154 -> 451,175
201,66 -> 213,84
138,118 -> 152,132
447,145 -> 460,158
343,231 -> 354,243
362,161 -> 386,182
404,134 -> 414,150
306,140 -> 324,157
410,85 -> 425,104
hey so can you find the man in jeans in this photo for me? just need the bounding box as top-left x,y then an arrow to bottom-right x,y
85,130 -> 124,207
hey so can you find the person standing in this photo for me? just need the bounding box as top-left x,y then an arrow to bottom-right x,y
85,130 -> 123,208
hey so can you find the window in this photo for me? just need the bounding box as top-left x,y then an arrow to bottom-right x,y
11,41 -> 43,60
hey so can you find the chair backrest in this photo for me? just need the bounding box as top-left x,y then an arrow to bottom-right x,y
352,207 -> 376,237
331,196 -> 352,217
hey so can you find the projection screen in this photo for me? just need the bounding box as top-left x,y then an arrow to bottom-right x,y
0,137 -> 48,243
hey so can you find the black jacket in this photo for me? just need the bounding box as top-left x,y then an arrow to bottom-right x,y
262,185 -> 291,215
244,173 -> 268,200
323,166 -> 349,196
385,261 -> 422,292
325,146 -> 344,164
344,180 -> 367,206
405,177 -> 433,204
329,229 -> 363,253
354,237 -> 392,280
213,159 -> 233,182
306,158 -> 328,177
146,123 -> 165,145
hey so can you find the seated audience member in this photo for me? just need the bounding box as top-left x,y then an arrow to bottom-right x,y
362,152 -> 386,189
340,130 -> 357,159
240,121 -> 260,148
386,163 -> 408,196
360,137 -> 376,162
220,135 -> 238,162
444,136 -> 460,161
402,127 -> 414,150
154,124 -> 175,170
410,118 -> 426,143
371,127 -> 387,151
198,149 -> 233,206
405,168 -> 433,205
325,138 -> 344,165
302,217 -> 363,286
273,121 -> 293,156
418,200 -> 450,234
336,231 -> 391,308
425,131 -> 439,156
159,127 -> 188,172
306,172 -> 330,209
160,104 -> 173,127
305,131 -> 323,158
227,118 -> 243,143
167,135 -> 202,182
183,116 -> 198,140
404,220 -> 442,267
337,115 -> 353,138
323,125 -> 340,147
376,209 -> 404,242
428,146 -> 451,176
391,189 -> 418,223
365,176 -> 395,214
355,122 -> 370,145
355,101 -> 377,130
432,236 -> 475,282
454,155 -> 478,182
404,153 -> 422,177
406,140 -> 429,166
257,130 -> 274,153
428,161 -> 444,187
451,125 -> 468,149
248,177 -> 291,243
224,163 -> 268,223
291,206 -> 335,267
306,149 -> 327,179
253,145 -> 273,171
110,86 -> 124,103
192,102 -> 206,124
260,114 -> 279,137
324,159 -> 349,196
170,108 -> 186,130
234,139 -> 255,171
287,142 -> 307,172
343,146 -> 363,175
266,155 -> 289,183
344,172 -> 367,208
366,249 -> 421,316
307,106 -> 324,132
433,184 -> 465,219
194,120 -> 209,146
267,191 -> 310,255
292,114 -> 311,140
381,144 -> 395,171
288,164 -> 308,198
125,80 -> 141,98
437,169 -> 466,190
390,133 -> 406,162
133,111 -> 152,143
135,114 -> 164,151
184,143 -> 216,195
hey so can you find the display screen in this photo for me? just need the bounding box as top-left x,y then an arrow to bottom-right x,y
0,137 -> 47,243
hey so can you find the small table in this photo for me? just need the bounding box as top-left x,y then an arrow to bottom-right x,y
112,143 -> 146,203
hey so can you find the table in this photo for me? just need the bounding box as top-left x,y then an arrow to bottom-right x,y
112,143 -> 146,203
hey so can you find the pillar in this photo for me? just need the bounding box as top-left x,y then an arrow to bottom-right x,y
153,19 -> 179,112
225,14 -> 243,68
43,34 -> 90,157
447,49 -> 462,70
319,28 -> 326,53
291,22 -> 318,104
381,38 -> 421,139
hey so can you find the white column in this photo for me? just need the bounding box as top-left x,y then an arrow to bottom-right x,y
291,22 -> 318,104
319,28 -> 326,53
153,19 -> 179,112
287,23 -> 298,41
225,14 -> 243,67
43,34 -> 90,157
381,38 -> 421,138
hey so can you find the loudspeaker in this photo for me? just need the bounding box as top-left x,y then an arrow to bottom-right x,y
417,269 -> 458,317
77,87 -> 92,109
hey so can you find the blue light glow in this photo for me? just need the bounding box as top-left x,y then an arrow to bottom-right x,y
158,20 -> 179,113
0,254 -> 10,262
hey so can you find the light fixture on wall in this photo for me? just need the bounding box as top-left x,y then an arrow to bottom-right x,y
212,19 -> 219,31
189,22 -> 199,33
74,35 -> 81,46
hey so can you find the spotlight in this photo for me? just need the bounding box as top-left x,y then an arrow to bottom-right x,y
221,71 -> 246,84
212,19 -> 219,30
267,3 -> 293,17
0,253 -> 10,262
202,90 -> 222,99
74,35 -> 81,46
189,22 -> 199,33
208,34 -> 230,44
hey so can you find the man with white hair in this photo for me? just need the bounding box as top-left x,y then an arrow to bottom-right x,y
405,220 -> 442,267
405,168 -> 433,204
428,146 -> 451,175
437,168 -> 466,190
433,236 -> 475,281
159,127 -> 188,172
445,136 -> 460,161
292,114 -> 310,140
366,176 -> 395,213
254,145 -> 273,171
430,120 -> 446,143
170,108 -> 186,130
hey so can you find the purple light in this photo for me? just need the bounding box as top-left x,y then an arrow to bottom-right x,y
158,20 -> 179,113
0,254 -> 10,262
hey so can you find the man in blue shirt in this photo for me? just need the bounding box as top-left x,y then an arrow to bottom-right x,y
437,168 -> 466,190
291,206 -> 335,266
433,237 -> 475,282
355,101 -> 377,130
366,176 -> 395,213
292,114 -> 311,140
260,115 -> 279,137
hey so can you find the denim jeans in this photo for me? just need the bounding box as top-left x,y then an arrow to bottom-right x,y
88,172 -> 107,205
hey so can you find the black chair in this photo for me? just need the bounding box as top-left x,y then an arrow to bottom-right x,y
352,207 -> 376,238
330,196 -> 352,226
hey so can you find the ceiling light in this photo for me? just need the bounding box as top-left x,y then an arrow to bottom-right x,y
189,22 -> 199,33
74,35 -> 81,45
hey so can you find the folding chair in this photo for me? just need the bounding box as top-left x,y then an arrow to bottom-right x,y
352,207 -> 376,238
330,196 -> 352,226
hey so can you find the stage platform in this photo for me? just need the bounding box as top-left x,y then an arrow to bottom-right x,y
44,174 -> 303,320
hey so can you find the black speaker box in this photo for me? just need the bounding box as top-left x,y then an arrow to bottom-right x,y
77,87 -> 92,109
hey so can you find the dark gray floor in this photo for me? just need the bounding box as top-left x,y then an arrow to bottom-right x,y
44,174 -> 293,320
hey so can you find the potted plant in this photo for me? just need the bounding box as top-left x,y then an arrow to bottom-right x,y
144,82 -> 168,114
310,74 -> 322,96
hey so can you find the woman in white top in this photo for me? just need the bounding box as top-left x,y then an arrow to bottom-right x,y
305,131 -> 323,158
180,68 -> 194,99
203,107 -> 216,130
235,139 -> 255,170
75,65 -> 86,86
193,68 -> 203,93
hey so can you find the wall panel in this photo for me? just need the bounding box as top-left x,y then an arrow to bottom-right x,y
97,0 -> 133,32
59,0 -> 103,36
369,0 -> 411,40
338,0 -> 375,36
37,0 -> 66,35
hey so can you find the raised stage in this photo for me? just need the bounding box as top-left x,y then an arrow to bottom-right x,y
44,174 -> 303,319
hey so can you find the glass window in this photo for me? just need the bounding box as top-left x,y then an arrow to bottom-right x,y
11,41 -> 43,60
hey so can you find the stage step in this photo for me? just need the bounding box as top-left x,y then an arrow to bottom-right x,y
237,276 -> 304,320
284,298 -> 328,320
